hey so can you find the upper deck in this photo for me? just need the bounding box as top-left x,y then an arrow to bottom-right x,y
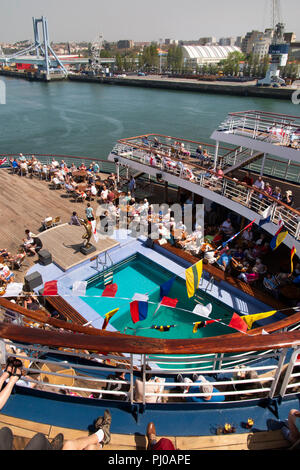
211,110 -> 300,165
108,133 -> 300,250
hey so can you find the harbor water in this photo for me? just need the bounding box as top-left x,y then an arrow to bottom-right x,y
0,76 -> 298,158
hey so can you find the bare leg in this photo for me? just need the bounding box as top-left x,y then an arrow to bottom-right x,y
62,433 -> 101,451
0,375 -> 20,410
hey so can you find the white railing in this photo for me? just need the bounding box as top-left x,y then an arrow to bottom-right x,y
1,296 -> 300,406
218,111 -> 300,149
0,336 -> 297,405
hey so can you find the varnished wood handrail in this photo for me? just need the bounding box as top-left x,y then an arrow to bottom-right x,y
1,321 -> 300,354
1,298 -> 300,354
0,298 -> 125,338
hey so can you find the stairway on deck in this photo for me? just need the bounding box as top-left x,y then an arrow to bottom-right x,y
223,151 -> 264,175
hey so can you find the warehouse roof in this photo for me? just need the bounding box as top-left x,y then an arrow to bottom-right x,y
182,45 -> 241,59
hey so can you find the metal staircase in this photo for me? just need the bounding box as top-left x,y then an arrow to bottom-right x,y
222,147 -> 264,174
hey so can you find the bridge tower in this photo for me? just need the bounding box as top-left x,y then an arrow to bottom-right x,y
32,16 -> 68,79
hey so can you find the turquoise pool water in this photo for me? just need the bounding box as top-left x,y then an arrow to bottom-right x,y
81,254 -> 234,341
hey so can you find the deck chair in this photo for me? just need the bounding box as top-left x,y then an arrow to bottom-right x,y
74,192 -> 84,203
52,216 -> 61,227
39,363 -> 75,387
9,256 -> 26,271
43,219 -> 53,230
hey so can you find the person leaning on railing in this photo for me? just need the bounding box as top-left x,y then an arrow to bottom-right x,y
184,375 -> 225,403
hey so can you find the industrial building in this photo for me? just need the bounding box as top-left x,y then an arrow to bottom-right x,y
182,45 -> 241,67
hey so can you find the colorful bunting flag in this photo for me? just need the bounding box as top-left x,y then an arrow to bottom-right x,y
101,283 -> 118,297
72,280 -> 87,296
259,205 -> 273,227
185,260 -> 203,298
219,219 -> 256,250
291,246 -> 297,273
228,312 -> 248,333
102,308 -> 119,330
43,280 -> 58,296
130,300 -> 148,323
270,225 -> 288,251
90,219 -> 99,244
160,277 -> 176,301
193,319 -> 220,333
242,310 -> 277,330
193,303 -> 212,318
132,293 -> 149,302
160,296 -> 178,308
151,325 -> 176,332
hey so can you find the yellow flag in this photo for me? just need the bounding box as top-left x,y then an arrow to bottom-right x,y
193,321 -> 204,333
102,308 -> 119,330
242,310 -> 277,330
186,260 -> 203,298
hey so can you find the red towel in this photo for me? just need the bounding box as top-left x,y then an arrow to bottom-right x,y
43,280 -> 58,296
101,283 -> 118,297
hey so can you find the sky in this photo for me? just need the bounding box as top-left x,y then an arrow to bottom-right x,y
1,0 -> 299,43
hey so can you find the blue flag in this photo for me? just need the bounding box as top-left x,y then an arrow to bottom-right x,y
160,277 -> 176,301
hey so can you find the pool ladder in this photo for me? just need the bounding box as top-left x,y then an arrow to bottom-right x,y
95,251 -> 113,272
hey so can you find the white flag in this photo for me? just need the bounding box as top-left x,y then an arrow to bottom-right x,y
193,303 -> 212,318
91,220 -> 99,243
132,293 -> 149,302
72,281 -> 87,296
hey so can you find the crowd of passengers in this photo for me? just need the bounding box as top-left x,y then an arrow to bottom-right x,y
1,355 -> 300,449
9,154 -> 296,211
9,154 -> 118,202
118,140 -> 296,212
0,352 -> 278,404
1,155 -> 299,305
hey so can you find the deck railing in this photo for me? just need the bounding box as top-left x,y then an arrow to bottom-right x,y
218,110 -> 300,148
111,141 -> 300,241
1,300 -> 300,405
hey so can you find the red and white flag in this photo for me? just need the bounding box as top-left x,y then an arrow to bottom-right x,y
89,220 -> 99,243
0,157 -> 7,166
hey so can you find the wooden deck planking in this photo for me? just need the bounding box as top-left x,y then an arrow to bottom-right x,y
0,413 -> 290,450
37,223 -> 119,271
0,169 -> 106,281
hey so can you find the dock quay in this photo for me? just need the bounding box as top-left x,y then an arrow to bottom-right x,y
68,74 -> 297,100
1,69 -> 297,100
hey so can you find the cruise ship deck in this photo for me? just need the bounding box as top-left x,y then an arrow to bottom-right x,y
0,111 -> 300,450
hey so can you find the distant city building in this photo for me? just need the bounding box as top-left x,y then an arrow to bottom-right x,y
117,40 -> 134,49
182,45 -> 241,67
252,30 -> 274,60
253,36 -> 272,60
165,39 -> 179,45
284,32 -> 296,43
235,36 -> 243,48
241,30 -> 263,54
289,42 -> 300,60
219,37 -> 236,46
134,41 -> 151,49
199,37 -> 217,45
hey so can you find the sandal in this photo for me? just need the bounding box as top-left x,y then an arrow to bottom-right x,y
10,358 -> 24,380
3,357 -> 15,376
10,366 -> 23,380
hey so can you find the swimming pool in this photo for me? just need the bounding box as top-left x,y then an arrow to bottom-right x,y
81,253 -> 234,341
